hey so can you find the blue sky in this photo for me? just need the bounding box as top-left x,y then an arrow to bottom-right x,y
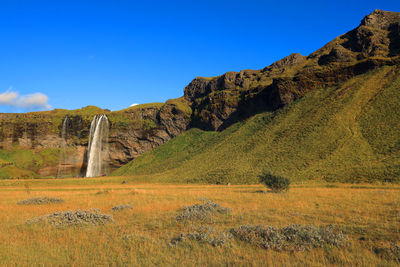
0,0 -> 399,112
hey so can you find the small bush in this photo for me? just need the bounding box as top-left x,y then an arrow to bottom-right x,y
26,209 -> 113,227
171,226 -> 233,247
176,198 -> 231,223
258,171 -> 290,193
230,224 -> 348,251
374,243 -> 400,262
95,190 -> 110,195
112,204 -> 133,212
17,197 -> 64,205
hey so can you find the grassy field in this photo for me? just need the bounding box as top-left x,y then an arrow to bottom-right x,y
0,177 -> 399,266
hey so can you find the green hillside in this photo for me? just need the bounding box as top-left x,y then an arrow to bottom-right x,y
0,148 -> 61,179
112,66 -> 400,184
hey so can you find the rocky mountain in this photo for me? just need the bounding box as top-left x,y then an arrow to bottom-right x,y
184,9 -> 400,130
114,12 -> 400,184
1,9 -> 399,180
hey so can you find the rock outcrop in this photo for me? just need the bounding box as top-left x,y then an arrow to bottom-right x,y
0,98 -> 191,177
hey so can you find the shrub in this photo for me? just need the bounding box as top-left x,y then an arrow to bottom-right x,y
112,204 -> 133,211
230,224 -> 348,251
26,209 -> 113,227
374,243 -> 400,262
171,226 -> 233,247
17,197 -> 64,205
176,198 -> 231,223
95,190 -> 110,195
258,171 -> 290,192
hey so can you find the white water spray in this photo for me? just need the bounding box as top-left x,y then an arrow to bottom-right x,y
57,116 -> 69,178
86,114 -> 110,177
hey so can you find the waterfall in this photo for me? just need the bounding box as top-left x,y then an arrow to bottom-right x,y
61,115 -> 69,141
86,114 -> 110,178
57,116 -> 69,178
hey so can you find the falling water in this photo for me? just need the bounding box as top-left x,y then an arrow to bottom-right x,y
86,114 -> 110,177
61,115 -> 69,142
57,116 -> 69,178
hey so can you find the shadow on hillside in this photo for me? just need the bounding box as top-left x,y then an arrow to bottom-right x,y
217,84 -> 280,131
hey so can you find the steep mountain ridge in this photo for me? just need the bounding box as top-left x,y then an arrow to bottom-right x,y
184,9 -> 400,130
113,10 -> 400,183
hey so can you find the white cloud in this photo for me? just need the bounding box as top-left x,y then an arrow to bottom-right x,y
17,93 -> 51,110
130,103 -> 139,107
0,91 -> 19,105
0,89 -> 52,111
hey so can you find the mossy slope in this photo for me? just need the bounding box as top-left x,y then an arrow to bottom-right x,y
113,66 -> 400,183
0,148 -> 59,178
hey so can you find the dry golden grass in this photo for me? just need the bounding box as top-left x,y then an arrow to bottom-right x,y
0,178 -> 399,266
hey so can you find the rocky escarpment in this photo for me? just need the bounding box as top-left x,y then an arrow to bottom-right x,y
184,9 -> 400,130
0,98 -> 191,177
107,100 -> 191,167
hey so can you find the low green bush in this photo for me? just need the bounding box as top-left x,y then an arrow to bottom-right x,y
258,171 -> 290,193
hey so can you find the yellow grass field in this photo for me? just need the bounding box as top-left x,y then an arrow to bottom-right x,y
0,177 -> 399,266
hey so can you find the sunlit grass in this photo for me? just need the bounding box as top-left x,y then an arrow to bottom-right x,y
0,179 -> 399,265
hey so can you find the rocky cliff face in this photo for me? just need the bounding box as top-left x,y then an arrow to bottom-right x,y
184,9 -> 400,130
0,98 -> 191,177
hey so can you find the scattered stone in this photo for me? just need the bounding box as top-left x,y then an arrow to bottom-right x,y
176,198 -> 231,223
171,226 -> 233,247
230,224 -> 348,251
25,209 -> 113,227
112,204 -> 133,212
17,197 -> 64,205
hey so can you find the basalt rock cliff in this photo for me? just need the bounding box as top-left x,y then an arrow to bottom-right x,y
0,98 -> 191,178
